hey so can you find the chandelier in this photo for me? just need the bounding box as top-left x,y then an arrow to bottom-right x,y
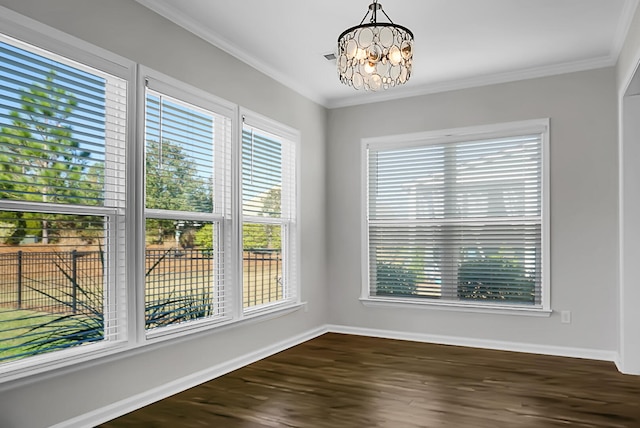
337,0 -> 414,91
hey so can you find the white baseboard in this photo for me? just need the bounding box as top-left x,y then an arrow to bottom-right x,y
615,355 -> 640,375
326,324 -> 619,363
53,325 -> 328,428
54,324 -> 621,427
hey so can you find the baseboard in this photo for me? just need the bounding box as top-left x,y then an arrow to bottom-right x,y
615,355 -> 624,373
53,325 -> 328,428
327,324 -> 618,363
53,324 -> 620,427
615,355 -> 640,375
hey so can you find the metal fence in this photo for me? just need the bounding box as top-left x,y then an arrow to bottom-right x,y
244,249 -> 282,308
0,248 -> 282,316
144,248 -> 215,328
0,250 -> 103,314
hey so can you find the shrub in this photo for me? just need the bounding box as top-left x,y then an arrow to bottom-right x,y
16,248 -> 213,359
194,224 -> 213,252
457,250 -> 535,304
374,261 -> 418,296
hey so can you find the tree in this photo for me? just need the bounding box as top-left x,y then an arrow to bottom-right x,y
0,70 -> 100,244
241,187 -> 282,251
194,187 -> 283,252
194,224 -> 214,252
145,139 -> 212,245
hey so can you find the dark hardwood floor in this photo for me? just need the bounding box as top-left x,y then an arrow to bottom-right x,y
100,333 -> 640,427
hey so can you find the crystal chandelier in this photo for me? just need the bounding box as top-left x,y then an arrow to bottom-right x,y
337,0 -> 414,91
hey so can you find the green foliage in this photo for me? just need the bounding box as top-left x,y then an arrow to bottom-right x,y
0,310 -> 64,363
457,249 -> 535,304
243,187 -> 282,251
145,140 -> 212,212
0,70 -> 103,244
145,140 -> 212,244
4,212 -> 27,245
145,292 -> 213,330
374,261 -> 418,296
262,187 -> 281,217
243,223 -> 282,251
194,224 -> 214,250
244,223 -> 268,250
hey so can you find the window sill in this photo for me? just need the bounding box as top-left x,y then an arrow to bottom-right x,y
0,301 -> 306,388
0,341 -> 131,388
146,300 -> 306,343
360,297 -> 552,317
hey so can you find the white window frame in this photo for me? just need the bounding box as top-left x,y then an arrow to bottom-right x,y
138,67 -> 237,340
0,8 -> 303,383
361,119 -> 551,316
239,108 -> 301,318
0,8 -> 137,382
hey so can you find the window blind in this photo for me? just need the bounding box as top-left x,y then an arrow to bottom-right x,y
367,131 -> 543,307
242,119 -> 297,310
143,83 -> 232,333
0,37 -> 127,362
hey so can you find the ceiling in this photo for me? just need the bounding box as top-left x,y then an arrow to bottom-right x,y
135,0 -> 638,108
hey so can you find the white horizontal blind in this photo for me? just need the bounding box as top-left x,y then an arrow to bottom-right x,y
367,132 -> 543,306
242,127 -> 282,217
242,118 -> 297,310
0,36 -> 127,362
143,83 -> 232,334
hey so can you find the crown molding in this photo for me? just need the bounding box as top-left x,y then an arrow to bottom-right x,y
136,0 -> 637,110
327,55 -> 617,109
611,0 -> 640,60
134,0 -> 329,107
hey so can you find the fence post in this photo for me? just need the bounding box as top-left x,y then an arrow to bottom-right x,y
71,249 -> 77,314
17,251 -> 23,309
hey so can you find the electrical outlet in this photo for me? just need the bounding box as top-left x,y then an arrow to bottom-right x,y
561,310 -> 571,324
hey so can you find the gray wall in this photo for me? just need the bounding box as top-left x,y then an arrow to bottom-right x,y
617,5 -> 640,92
0,1 -> 328,427
616,4 -> 640,374
327,68 -> 619,352
0,0 -> 633,425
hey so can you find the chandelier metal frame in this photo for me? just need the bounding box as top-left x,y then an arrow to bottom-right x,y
337,0 -> 414,91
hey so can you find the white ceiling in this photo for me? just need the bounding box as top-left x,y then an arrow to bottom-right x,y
135,0 -> 638,108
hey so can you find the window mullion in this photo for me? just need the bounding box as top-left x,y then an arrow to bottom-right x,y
144,209 -> 222,222
233,112 -> 245,320
240,109 -> 298,312
0,200 -> 119,217
441,143 -> 458,300
363,119 -> 548,311
0,29 -> 132,369
141,68 -> 236,336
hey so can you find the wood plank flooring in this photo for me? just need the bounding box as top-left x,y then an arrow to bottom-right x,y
99,333 -> 640,427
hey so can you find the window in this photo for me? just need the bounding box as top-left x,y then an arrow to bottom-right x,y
0,18 -> 300,374
363,120 -> 549,312
0,34 -> 129,363
143,75 -> 234,335
242,111 -> 298,312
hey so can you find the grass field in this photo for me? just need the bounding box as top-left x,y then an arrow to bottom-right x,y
0,308 -> 76,363
0,249 -> 283,363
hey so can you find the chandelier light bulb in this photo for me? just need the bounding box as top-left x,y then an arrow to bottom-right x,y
337,0 -> 414,91
388,46 -> 402,66
364,61 -> 376,74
